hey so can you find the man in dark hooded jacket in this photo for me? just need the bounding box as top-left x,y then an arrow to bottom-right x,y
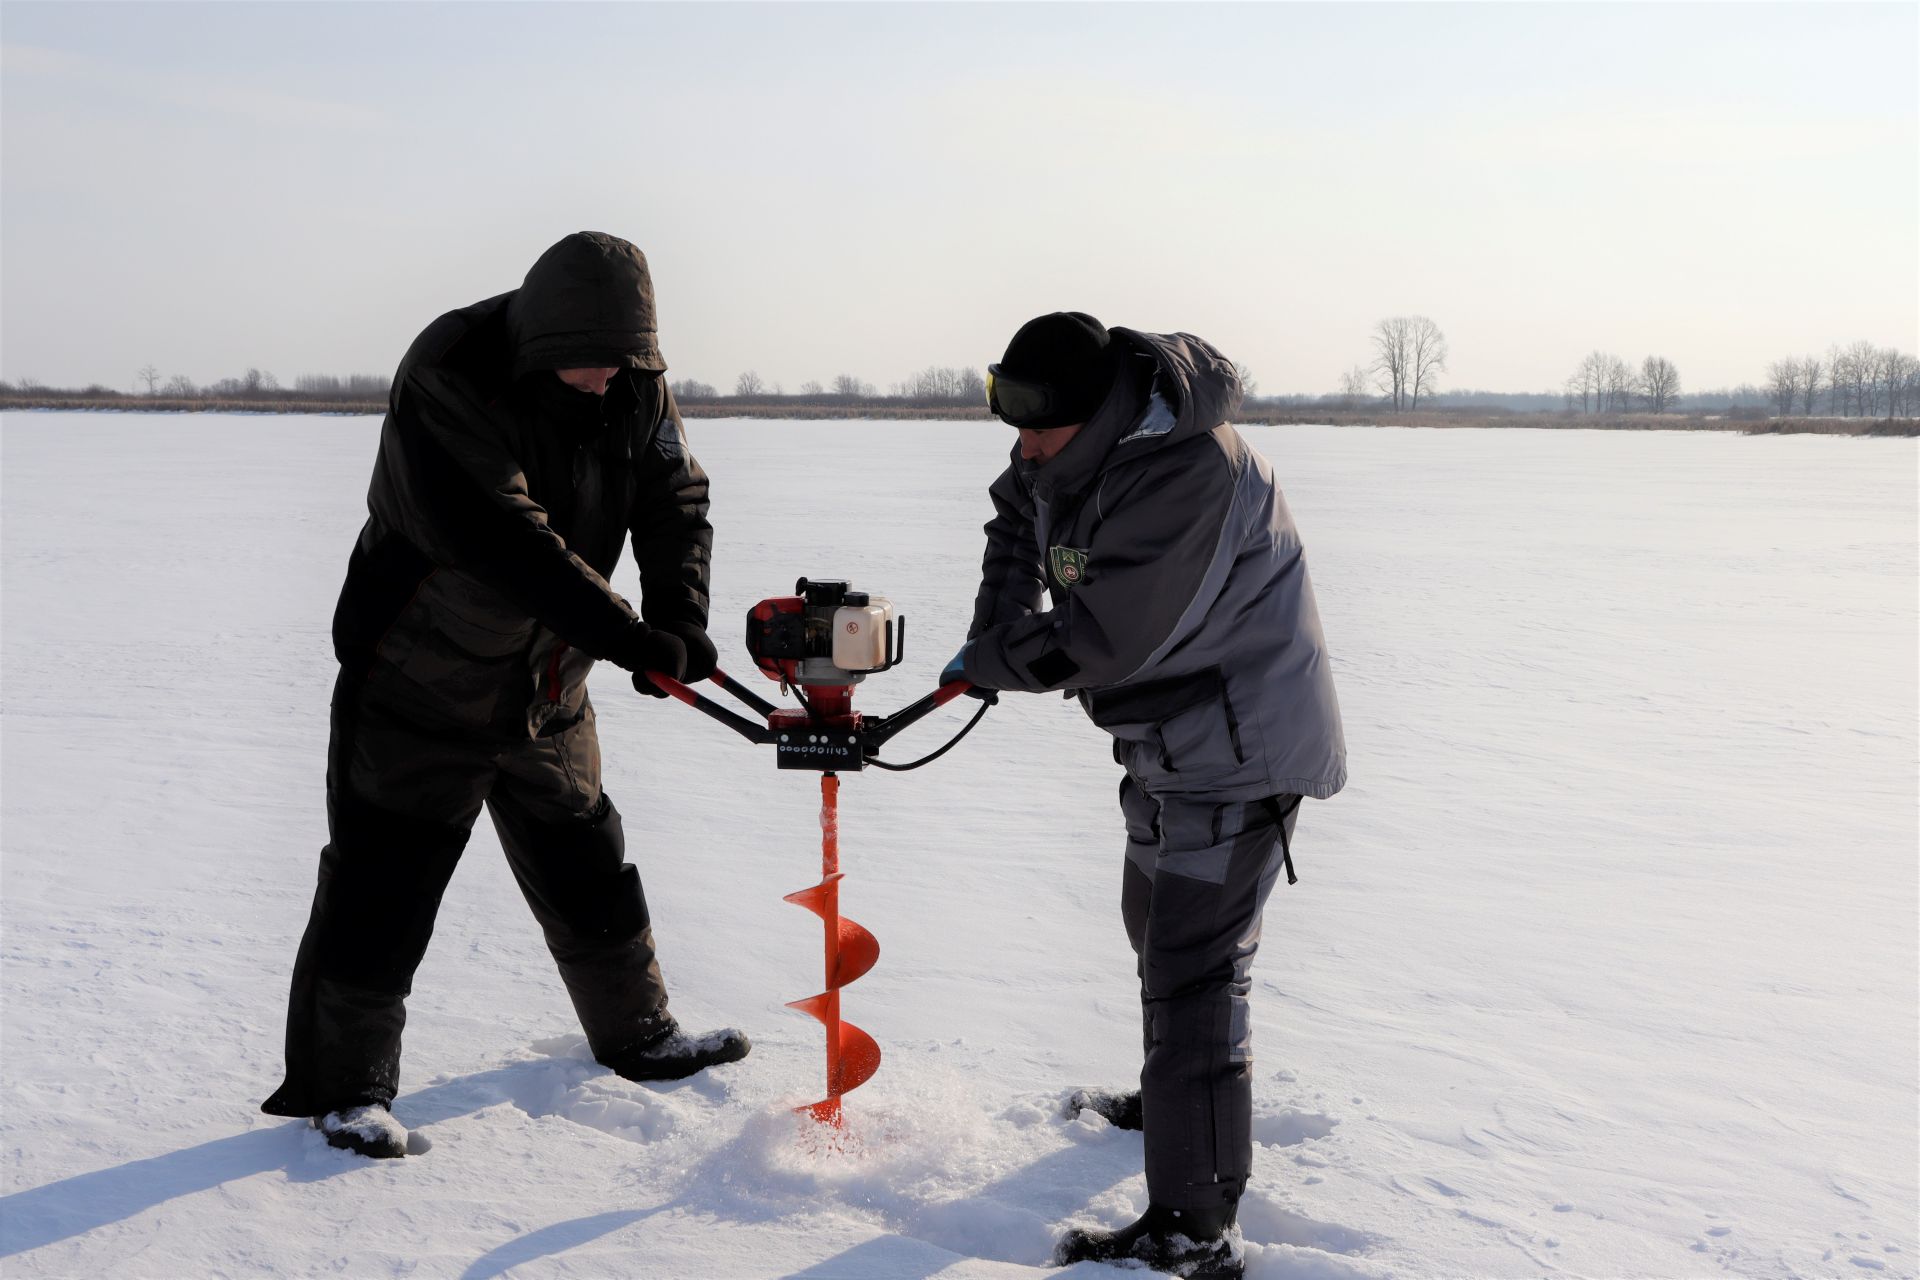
944,312 -> 1346,1278
262,232 -> 748,1159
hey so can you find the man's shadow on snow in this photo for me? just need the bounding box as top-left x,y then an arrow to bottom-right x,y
456,1207 -> 668,1280
0,1058 -> 584,1260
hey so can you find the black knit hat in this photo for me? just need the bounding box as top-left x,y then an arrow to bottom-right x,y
990,311 -> 1118,428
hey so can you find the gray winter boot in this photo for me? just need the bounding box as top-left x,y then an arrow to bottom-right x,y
604,1015 -> 750,1082
1054,1202 -> 1243,1279
316,1103 -> 410,1159
1065,1087 -> 1142,1130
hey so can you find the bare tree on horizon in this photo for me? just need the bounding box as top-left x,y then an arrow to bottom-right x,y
1371,316 -> 1446,411
1879,348 -> 1917,419
1765,359 -> 1798,415
1796,356 -> 1825,416
1408,319 -> 1447,410
1370,319 -> 1409,410
1834,341 -> 1878,417
1641,356 -> 1680,414
1339,365 -> 1371,409
1570,352 -> 1604,413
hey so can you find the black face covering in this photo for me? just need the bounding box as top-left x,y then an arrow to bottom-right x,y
516,371 -> 610,440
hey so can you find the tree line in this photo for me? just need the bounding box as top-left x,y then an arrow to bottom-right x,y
6,366 -> 396,400
1762,343 -> 1918,419
1562,352 -> 1684,415
6,327 -> 1918,420
670,366 -> 988,406
1555,342 -> 1917,419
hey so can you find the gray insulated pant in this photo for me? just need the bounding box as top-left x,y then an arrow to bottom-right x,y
262,675 -> 668,1118
1119,776 -> 1300,1212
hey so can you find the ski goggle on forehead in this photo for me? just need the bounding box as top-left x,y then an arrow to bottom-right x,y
985,366 -> 1059,427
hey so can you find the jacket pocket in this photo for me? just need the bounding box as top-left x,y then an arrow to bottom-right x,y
374,570 -> 537,726
334,534 -> 433,670
408,570 -> 537,660
1085,667 -> 1243,779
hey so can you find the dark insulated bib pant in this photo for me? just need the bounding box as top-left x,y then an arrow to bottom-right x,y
1118,777 -> 1301,1214
262,675 -> 668,1118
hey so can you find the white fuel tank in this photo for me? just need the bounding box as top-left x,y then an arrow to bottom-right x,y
830,598 -> 894,672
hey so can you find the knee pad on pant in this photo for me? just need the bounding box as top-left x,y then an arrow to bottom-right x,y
500,796 -> 650,945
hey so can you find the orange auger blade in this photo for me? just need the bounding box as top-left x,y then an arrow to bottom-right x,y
783,995 -> 882,1091
833,917 -> 879,988
782,873 -> 844,916
785,991 -> 831,1021
829,1019 -> 881,1095
787,772 -> 880,1127
788,1005 -> 882,1125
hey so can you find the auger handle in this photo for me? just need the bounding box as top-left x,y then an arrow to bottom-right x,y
644,670 -> 779,744
860,680 -> 976,751
711,668 -> 778,717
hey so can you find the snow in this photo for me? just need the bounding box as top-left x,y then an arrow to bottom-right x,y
2,413 -> 1915,1278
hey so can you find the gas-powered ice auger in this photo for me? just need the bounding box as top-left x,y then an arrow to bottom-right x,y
644,577 -> 988,1126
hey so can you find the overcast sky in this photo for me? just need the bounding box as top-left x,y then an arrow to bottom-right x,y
2,2 -> 1914,395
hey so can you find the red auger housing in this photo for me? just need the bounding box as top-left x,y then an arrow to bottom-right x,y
746,577 -> 902,688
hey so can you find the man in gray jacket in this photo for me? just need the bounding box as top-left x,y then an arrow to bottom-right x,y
945,312 -> 1346,1278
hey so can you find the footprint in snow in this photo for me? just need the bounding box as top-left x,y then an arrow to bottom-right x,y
1236,1192 -> 1382,1258
467,1035 -> 737,1144
1252,1108 -> 1338,1148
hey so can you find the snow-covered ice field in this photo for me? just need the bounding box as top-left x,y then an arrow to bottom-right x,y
2,413 -> 1914,1279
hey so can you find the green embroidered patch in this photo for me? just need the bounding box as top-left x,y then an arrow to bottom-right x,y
1049,544 -> 1091,589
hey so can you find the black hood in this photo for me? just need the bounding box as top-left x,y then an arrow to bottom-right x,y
507,231 -> 667,379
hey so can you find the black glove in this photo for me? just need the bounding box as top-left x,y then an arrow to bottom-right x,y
660,622 -> 718,683
629,628 -> 687,697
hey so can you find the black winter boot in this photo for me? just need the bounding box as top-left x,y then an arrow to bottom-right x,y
315,1103 -> 411,1158
1054,1202 -> 1243,1279
1065,1087 -> 1142,1130
604,1015 -> 750,1082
